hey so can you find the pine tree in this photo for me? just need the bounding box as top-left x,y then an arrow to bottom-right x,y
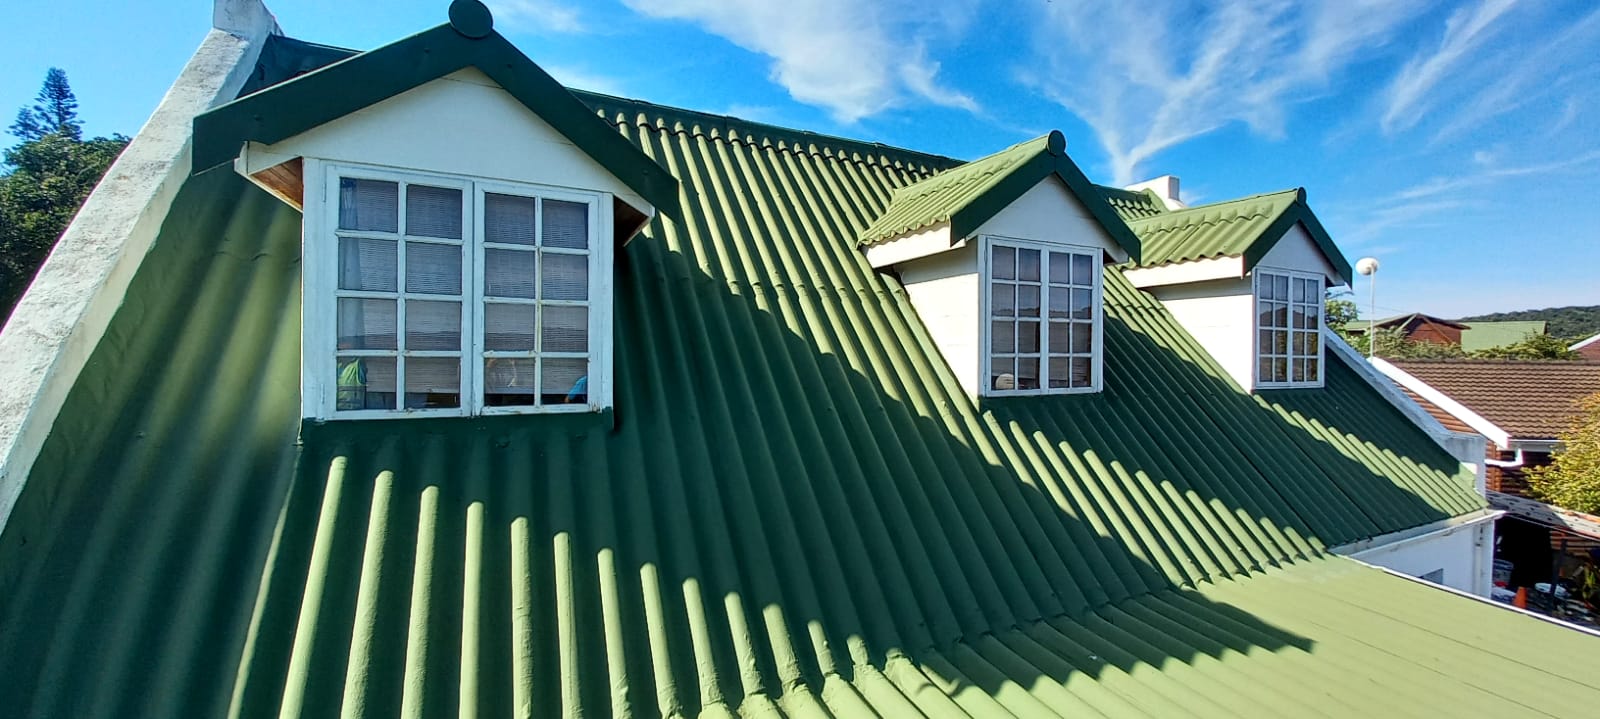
9,68 -> 81,142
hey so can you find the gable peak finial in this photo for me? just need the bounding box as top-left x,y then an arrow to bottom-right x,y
1046,130 -> 1066,156
449,0 -> 494,38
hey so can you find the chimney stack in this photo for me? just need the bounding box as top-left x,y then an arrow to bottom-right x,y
1125,175 -> 1183,209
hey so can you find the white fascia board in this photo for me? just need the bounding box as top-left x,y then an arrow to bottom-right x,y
1121,256 -> 1245,288
1571,332 -> 1600,350
0,1 -> 278,535
1369,357 -> 1513,450
1333,508 -> 1501,556
864,222 -> 955,268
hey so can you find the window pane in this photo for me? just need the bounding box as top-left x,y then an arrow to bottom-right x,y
1048,320 -> 1070,353
1308,332 -> 1321,354
542,252 -> 588,301
1292,357 -> 1308,382
1071,322 -> 1091,353
484,303 -> 537,351
405,300 -> 461,350
337,298 -> 396,350
1018,248 -> 1041,282
1272,303 -> 1289,328
1258,357 -> 1273,383
1071,253 -> 1093,286
485,248 -> 537,298
1259,329 -> 1273,352
1048,252 -> 1072,286
991,320 -> 1016,354
543,358 -> 589,404
1258,300 -> 1273,328
991,245 -> 1016,280
1273,357 -> 1288,382
542,306 -> 589,353
338,237 -> 398,292
1017,320 -> 1040,353
1292,276 -> 1307,302
1305,357 -> 1320,380
405,242 -> 462,295
992,358 -> 1016,391
1048,287 -> 1070,319
1018,285 -> 1041,318
1272,329 -> 1289,354
1048,357 -> 1070,389
405,357 -> 460,408
1292,332 -> 1309,356
485,193 -> 537,245
339,178 -> 398,232
1273,274 -> 1289,301
1017,357 -> 1040,389
991,283 -> 1015,317
484,358 -> 537,406
1305,304 -> 1321,330
337,356 -> 395,410
1292,305 -> 1310,329
543,199 -> 589,249
405,185 -> 462,239
1071,288 -> 1093,320
1070,357 -> 1091,388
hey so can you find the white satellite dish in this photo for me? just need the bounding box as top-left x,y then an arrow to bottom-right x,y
1356,257 -> 1380,276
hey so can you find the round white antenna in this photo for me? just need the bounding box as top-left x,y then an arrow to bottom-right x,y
1356,257 -> 1380,276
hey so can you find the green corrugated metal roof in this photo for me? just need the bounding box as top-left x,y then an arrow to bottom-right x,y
1461,321 -> 1548,352
856,131 -> 1143,261
1,31 -> 1596,719
1098,186 -> 1168,220
1127,189 -> 1354,285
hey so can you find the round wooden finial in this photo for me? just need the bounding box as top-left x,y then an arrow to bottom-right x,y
1046,130 -> 1067,156
449,0 -> 494,38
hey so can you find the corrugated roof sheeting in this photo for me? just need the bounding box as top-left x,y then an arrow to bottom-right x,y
1098,187 -> 1167,220
1,55 -> 1595,719
1128,190 -> 1299,266
855,135 -> 1041,245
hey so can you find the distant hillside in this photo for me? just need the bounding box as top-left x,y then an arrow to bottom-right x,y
1458,305 -> 1600,341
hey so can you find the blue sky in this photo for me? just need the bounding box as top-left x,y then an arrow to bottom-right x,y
3,0 -> 1597,321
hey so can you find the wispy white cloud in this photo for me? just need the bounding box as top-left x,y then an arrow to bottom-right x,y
1381,0 -> 1520,135
617,0 -> 978,123
1023,0 -> 1429,185
485,0 -> 587,34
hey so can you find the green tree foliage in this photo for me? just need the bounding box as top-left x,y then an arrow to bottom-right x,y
1527,392 -> 1600,514
1459,305 -> 1600,342
1324,297 -> 1359,331
1468,333 -> 1581,360
0,69 -> 127,321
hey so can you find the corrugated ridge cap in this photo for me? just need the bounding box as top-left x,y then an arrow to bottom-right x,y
1128,188 -> 1303,265
855,134 -> 1054,245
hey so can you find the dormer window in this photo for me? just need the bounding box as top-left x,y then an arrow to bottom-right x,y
983,236 -> 1103,395
1255,268 -> 1323,388
310,163 -> 609,418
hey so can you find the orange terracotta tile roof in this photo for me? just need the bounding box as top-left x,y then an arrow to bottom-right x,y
1391,360 -> 1600,439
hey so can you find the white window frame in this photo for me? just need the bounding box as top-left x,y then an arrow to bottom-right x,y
302,159 -> 614,419
978,234 -> 1104,397
1252,266 -> 1325,390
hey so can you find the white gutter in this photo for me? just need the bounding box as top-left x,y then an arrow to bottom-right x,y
1484,446 -> 1525,469
1332,508 -> 1503,556
0,0 -> 279,536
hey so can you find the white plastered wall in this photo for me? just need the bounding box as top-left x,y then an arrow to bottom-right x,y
1256,224 -> 1338,280
0,0 -> 279,537
1342,512 -> 1499,597
972,177 -> 1125,261
251,68 -> 649,214
1150,278 -> 1255,391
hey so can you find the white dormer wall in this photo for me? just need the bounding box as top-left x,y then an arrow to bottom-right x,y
240,68 -> 651,215
892,176 -> 1122,397
1145,223 -> 1338,392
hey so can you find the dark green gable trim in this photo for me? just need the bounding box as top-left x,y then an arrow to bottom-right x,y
1128,188 -> 1353,285
192,17 -> 682,221
859,131 -> 1142,263
1242,190 -> 1352,285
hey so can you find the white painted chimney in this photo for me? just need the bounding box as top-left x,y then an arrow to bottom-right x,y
1125,175 -> 1184,209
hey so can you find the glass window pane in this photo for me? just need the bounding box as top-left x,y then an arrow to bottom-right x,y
1273,357 -> 1289,382
991,320 -> 1016,354
1048,252 -> 1072,286
1070,357 -> 1091,388
1292,305 -> 1310,329
543,199 -> 589,249
1292,332 -> 1309,356
405,300 -> 461,351
1272,303 -> 1289,328
1048,287 -> 1070,319
1018,285 -> 1041,318
542,306 -> 589,353
338,237 -> 398,292
1273,329 -> 1289,354
991,245 -> 1016,280
1071,288 -> 1093,320
543,358 -> 589,404
1273,274 -> 1289,301
1017,357 -> 1040,389
1071,322 -> 1092,353
405,357 -> 460,409
484,358 -> 538,406
991,283 -> 1015,317
337,356 -> 395,410
338,178 -> 398,232
1018,248 -> 1041,282
1308,332 -> 1321,355
1071,253 -> 1093,286
1258,300 -> 1273,328
1258,358 -> 1273,383
1292,357 -> 1309,382
1305,304 -> 1321,330
485,193 -> 537,245
1048,357 -> 1070,389
337,298 -> 396,350
992,358 -> 1017,391
1259,329 -> 1273,352
1048,321 -> 1071,354
405,185 -> 462,239
484,303 -> 537,351
405,242 -> 462,295
1018,320 -> 1040,354
1292,276 -> 1307,302
485,248 -> 537,299
1305,357 -> 1320,380
542,252 -> 588,301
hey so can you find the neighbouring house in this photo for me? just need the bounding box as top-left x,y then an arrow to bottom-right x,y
1573,332 -> 1600,360
1345,312 -> 1469,346
1,2 -> 1597,717
1377,359 -> 1600,593
1461,320 -> 1549,353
